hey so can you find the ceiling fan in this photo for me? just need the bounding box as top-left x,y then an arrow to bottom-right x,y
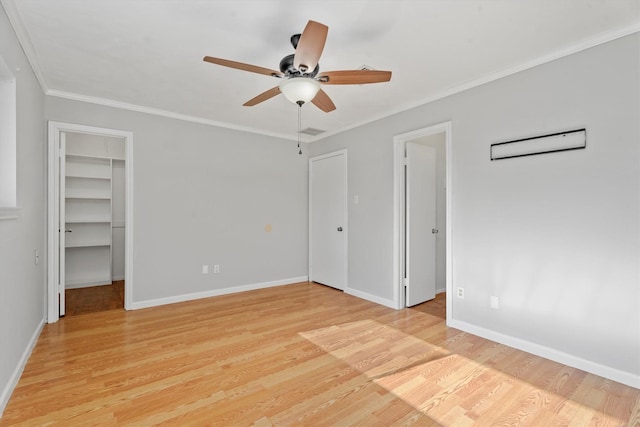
203,20 -> 392,112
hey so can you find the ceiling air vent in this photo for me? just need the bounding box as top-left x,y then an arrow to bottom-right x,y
300,127 -> 326,136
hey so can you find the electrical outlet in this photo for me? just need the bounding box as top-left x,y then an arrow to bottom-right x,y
457,287 -> 464,299
202,265 -> 209,274
213,264 -> 220,274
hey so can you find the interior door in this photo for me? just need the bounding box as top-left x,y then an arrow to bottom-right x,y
406,142 -> 436,306
309,151 -> 347,290
58,132 -> 66,316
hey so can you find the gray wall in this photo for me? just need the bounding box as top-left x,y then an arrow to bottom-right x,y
45,97 -> 309,304
0,5 -> 46,414
309,33 -> 640,381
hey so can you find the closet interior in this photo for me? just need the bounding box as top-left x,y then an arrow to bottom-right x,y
63,132 -> 125,313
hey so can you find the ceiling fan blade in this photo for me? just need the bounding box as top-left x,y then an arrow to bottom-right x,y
203,56 -> 283,78
243,86 -> 281,106
318,70 -> 392,85
293,20 -> 328,73
311,89 -> 336,113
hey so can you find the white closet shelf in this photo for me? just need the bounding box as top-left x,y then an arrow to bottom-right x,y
65,195 -> 111,200
66,153 -> 123,161
66,218 -> 111,224
65,174 -> 111,180
66,241 -> 111,248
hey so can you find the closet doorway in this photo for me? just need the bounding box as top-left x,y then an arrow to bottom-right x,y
393,121 -> 452,322
47,122 -> 134,322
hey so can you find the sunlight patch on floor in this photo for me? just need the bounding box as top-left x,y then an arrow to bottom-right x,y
300,319 -> 625,426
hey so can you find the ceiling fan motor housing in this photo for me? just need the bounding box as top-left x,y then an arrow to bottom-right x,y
279,53 -> 319,78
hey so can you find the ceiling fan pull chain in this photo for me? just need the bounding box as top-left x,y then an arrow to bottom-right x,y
297,102 -> 302,155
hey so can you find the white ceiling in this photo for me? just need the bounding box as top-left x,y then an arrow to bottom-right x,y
3,0 -> 639,141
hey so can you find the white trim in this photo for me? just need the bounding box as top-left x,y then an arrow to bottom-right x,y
0,317 -> 44,416
344,287 -> 395,309
0,207 -> 19,220
393,122 -> 453,319
46,89 -> 301,143
47,121 -> 134,323
308,25 -> 640,143
308,149 -> 348,291
130,276 -> 308,310
42,28 -> 640,145
392,141 -> 405,310
0,0 -> 49,93
65,280 -> 113,289
450,319 -> 640,390
46,123 -> 59,323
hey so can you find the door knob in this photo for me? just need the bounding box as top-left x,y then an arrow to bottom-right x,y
337,226 -> 343,232
65,229 -> 73,233
432,228 -> 438,234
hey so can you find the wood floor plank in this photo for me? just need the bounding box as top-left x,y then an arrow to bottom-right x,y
1,282 -> 638,426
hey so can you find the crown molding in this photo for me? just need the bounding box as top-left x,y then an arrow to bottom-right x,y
1,0 -> 49,93
307,23 -> 640,143
46,89 -> 301,142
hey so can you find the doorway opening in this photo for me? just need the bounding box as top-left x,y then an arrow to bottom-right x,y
393,122 -> 452,323
47,122 -> 134,322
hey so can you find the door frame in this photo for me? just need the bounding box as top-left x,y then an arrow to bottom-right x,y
393,122 -> 452,322
308,149 -> 348,290
47,121 -> 134,323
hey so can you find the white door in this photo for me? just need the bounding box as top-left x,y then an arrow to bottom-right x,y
58,132 -> 67,316
406,142 -> 436,306
309,151 -> 347,290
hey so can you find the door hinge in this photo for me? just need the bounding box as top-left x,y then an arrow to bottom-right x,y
403,278 -> 408,287
58,283 -> 64,293
403,157 -> 408,166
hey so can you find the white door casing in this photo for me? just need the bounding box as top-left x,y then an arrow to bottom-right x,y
405,142 -> 437,306
58,133 -> 67,316
393,121 -> 452,322
47,121 -> 134,323
309,150 -> 347,290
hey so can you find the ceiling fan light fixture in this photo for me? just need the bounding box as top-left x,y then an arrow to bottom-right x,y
279,77 -> 320,104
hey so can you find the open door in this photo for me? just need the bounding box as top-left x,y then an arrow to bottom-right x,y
405,142 -> 436,306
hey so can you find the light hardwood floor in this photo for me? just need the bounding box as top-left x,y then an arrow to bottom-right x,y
1,282 -> 638,426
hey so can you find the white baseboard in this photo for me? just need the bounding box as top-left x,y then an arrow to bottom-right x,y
436,288 -> 446,294
130,276 -> 309,310
449,319 -> 640,389
66,281 -> 114,289
65,277 -> 112,289
345,286 -> 396,309
0,318 -> 45,416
